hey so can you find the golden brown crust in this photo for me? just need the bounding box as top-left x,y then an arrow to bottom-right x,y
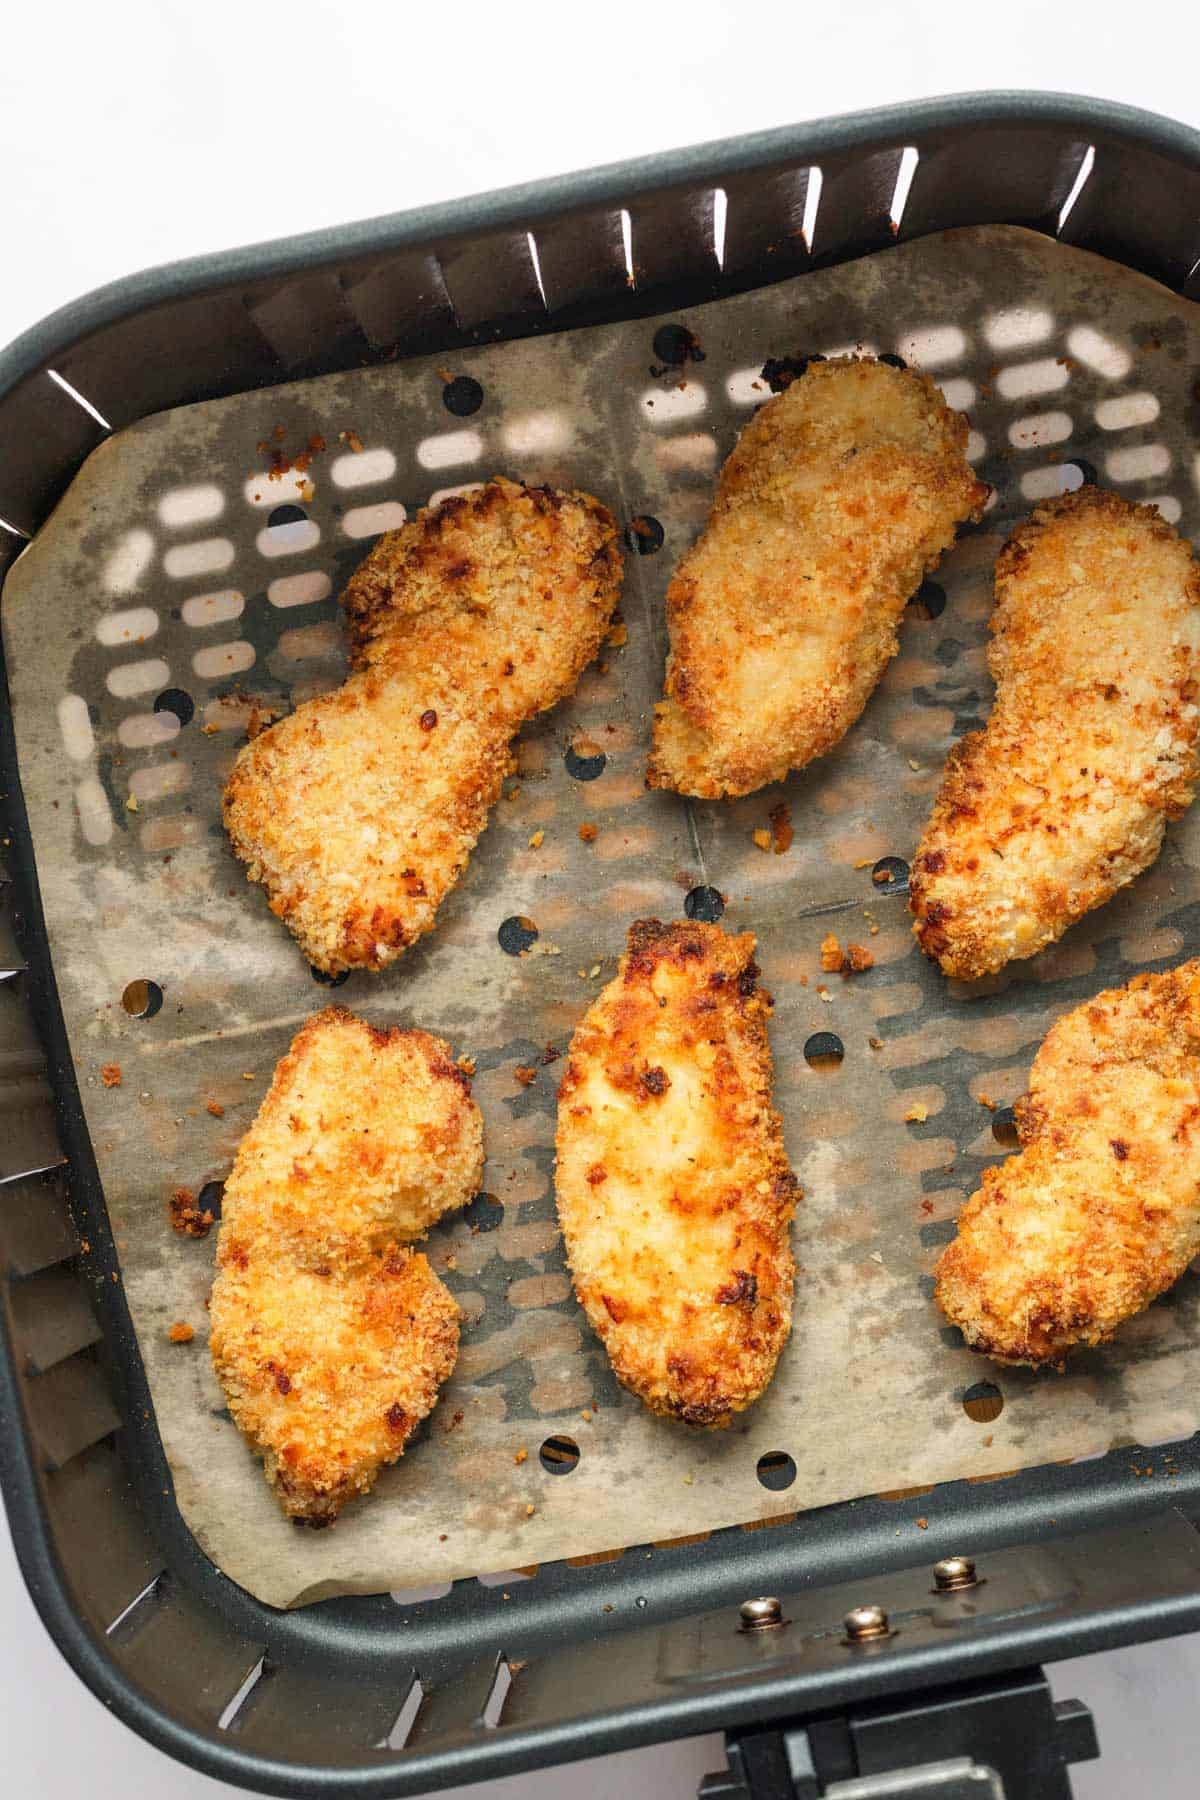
911,487 -> 1200,979
224,477 -> 623,973
936,959 -> 1200,1367
646,358 -> 986,798
209,1006 -> 483,1522
555,920 -> 798,1426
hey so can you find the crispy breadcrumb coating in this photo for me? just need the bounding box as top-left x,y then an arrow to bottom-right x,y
646,358 -> 986,798
911,488 -> 1200,980
224,477 -> 622,973
555,920 -> 798,1426
936,959 -> 1200,1367
209,1006 -> 482,1522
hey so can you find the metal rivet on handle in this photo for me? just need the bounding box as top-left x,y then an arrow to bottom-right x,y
933,1554 -> 981,1593
843,1603 -> 891,1644
739,1596 -> 784,1632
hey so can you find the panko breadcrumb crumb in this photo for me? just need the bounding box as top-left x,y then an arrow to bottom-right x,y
100,1063 -> 122,1088
168,1321 -> 195,1344
209,1006 -> 483,1523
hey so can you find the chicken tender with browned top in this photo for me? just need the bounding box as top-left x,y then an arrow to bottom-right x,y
911,488 -> 1200,980
646,357 -> 987,798
555,920 -> 798,1426
936,960 -> 1200,1367
224,477 -> 622,973
209,1006 -> 482,1522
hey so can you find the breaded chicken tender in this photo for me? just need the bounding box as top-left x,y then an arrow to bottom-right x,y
555,920 -> 798,1425
224,477 -> 622,973
646,357 -> 987,798
209,1006 -> 482,1522
936,960 -> 1200,1367
911,488 -> 1200,980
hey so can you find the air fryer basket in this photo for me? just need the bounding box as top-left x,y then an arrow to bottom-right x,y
5,91 -> 1200,1798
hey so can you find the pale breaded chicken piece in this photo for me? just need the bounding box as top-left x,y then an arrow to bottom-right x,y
911,488 -> 1200,980
555,920 -> 798,1425
936,960 -> 1200,1367
225,477 -> 622,973
209,1006 -> 482,1522
646,357 -> 987,798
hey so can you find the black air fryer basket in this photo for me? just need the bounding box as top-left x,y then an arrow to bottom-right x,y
4,91 -> 1200,1800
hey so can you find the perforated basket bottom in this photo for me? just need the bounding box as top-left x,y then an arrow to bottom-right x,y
6,224 -> 1200,1608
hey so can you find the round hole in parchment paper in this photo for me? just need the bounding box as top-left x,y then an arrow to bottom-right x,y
871,856 -> 910,895
498,915 -> 539,956
198,1179 -> 225,1221
878,352 -> 908,369
991,1107 -> 1020,1147
803,1031 -> 845,1071
908,579 -> 946,621
564,743 -> 607,781
756,1450 -> 797,1491
760,353 -> 825,394
684,886 -> 724,923
464,1192 -> 503,1233
539,1434 -> 580,1475
122,978 -> 163,1019
962,1381 -> 1004,1425
625,514 -> 664,556
652,324 -> 703,367
442,376 -> 483,417
153,687 -> 194,728
267,503 -> 307,528
309,965 -> 350,988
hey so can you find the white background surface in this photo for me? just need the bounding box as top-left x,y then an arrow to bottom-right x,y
3,3 -> 1200,1793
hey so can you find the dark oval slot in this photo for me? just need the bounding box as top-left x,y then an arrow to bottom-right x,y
962,1381 -> 1004,1425
539,1434 -> 580,1475
267,503 -> 307,528
122,978 -> 163,1019
991,1107 -> 1020,1147
625,514 -> 664,556
653,323 -> 701,367
310,965 -> 349,987
760,352 -> 825,393
198,1179 -> 225,1221
908,580 -> 946,621
684,886 -> 724,923
153,688 -> 194,728
442,376 -> 483,417
878,351 -> 907,369
564,745 -> 607,782
498,915 -> 539,956
756,1450 -> 797,1491
464,1192 -> 503,1234
804,1031 -> 844,1071
871,856 -> 910,895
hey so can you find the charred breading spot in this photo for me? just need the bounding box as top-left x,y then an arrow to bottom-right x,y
555,919 -> 797,1427
647,357 -> 986,798
224,478 -> 623,974
912,488 -> 1200,980
208,1007 -> 482,1522
715,1269 -> 758,1307
936,959 -> 1200,1367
